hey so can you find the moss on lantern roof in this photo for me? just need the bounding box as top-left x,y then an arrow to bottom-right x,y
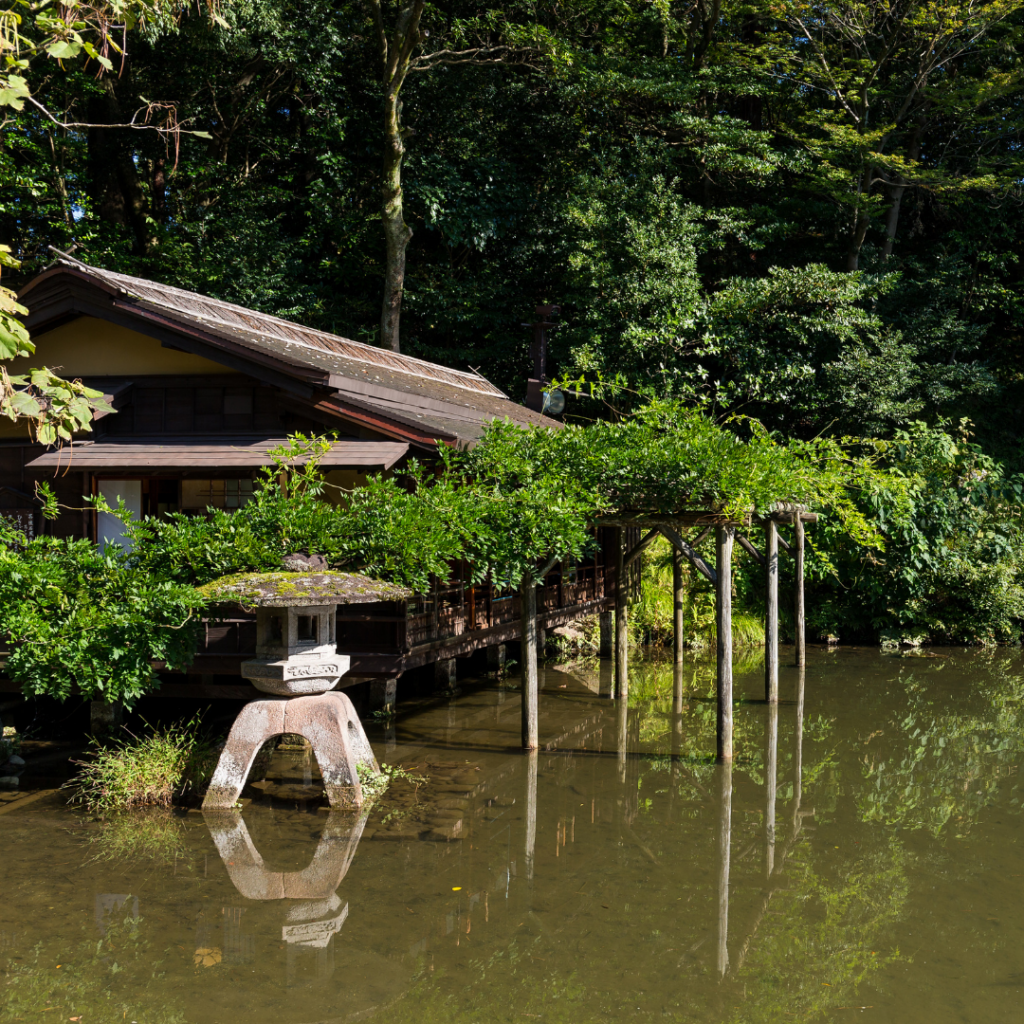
199,570 -> 413,608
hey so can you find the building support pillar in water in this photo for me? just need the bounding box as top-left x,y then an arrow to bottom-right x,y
673,546 -> 684,665
764,519 -> 779,703
90,699 -> 123,737
521,582 -> 539,750
613,527 -> 627,700
716,525 -> 734,762
598,611 -> 613,659
434,657 -> 457,691
794,514 -> 806,669
369,677 -> 397,715
486,643 -> 506,675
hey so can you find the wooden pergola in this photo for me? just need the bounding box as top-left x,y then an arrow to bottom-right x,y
595,505 -> 818,761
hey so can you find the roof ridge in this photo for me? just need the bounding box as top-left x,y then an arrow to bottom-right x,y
46,249 -> 505,398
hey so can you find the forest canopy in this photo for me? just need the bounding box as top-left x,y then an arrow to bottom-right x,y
2,0 -> 1023,645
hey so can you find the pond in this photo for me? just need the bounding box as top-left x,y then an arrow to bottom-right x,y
3,646 -> 1024,1023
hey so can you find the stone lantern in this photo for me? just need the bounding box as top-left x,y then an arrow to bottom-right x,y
246,603 -> 345,695
198,565 -> 412,810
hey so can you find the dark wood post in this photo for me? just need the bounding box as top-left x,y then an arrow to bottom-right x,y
794,515 -> 806,669
673,546 -> 684,665
716,526 -> 735,762
614,526 -> 628,699
765,701 -> 778,880
520,581 -> 539,750
716,759 -> 733,978
765,519 -> 779,703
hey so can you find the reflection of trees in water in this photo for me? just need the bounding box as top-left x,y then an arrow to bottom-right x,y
381,659 -> 916,1024
855,660 -> 1024,838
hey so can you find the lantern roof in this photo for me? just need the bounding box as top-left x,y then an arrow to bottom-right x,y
200,571 -> 413,608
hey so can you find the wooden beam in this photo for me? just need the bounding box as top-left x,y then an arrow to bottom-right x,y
794,516 -> 806,669
622,529 -> 658,570
659,526 -> 717,585
736,532 -> 766,566
765,520 -> 779,704
716,525 -> 734,763
597,511 -> 750,528
614,527 -> 628,698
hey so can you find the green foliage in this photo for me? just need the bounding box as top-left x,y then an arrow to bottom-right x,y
356,761 -> 429,800
65,716 -> 218,812
808,420 -> 1024,644
629,536 -> 765,650
0,519 -> 203,706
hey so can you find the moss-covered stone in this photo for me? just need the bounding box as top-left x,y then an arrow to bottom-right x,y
198,571 -> 413,608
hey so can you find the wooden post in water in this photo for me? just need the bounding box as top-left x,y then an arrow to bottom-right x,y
520,581 -> 539,750
673,546 -> 685,665
716,526 -> 735,762
614,526 -> 628,699
765,701 -> 778,880
765,520 -> 778,704
716,759 -> 733,978
794,515 -> 806,669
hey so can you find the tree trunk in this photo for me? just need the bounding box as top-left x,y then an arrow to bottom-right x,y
883,116 -> 926,259
381,88 -> 412,352
369,0 -> 425,353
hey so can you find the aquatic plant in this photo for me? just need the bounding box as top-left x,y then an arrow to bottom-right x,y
65,717 -> 218,813
356,761 -> 429,800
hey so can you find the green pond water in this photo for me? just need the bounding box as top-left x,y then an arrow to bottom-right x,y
4,646 -> 1024,1023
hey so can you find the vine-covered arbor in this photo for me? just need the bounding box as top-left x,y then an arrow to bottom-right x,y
594,506 -> 817,761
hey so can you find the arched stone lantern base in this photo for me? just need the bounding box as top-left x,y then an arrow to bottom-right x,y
203,690 -> 378,809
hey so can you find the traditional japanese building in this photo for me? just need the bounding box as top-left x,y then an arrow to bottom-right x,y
1,254 -> 613,699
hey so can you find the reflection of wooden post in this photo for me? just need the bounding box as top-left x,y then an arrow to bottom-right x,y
673,547 -> 684,665
717,760 -> 733,978
672,664 -> 684,762
617,692 -> 629,783
794,515 -> 806,669
794,666 -> 805,817
521,582 -> 539,750
765,702 -> 778,880
614,527 -> 628,698
716,526 -> 734,762
764,520 -> 779,703
525,750 -> 538,881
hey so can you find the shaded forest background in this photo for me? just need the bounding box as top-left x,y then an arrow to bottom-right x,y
3,0 -> 1024,644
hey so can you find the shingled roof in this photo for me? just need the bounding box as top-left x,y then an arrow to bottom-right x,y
19,252 -> 558,447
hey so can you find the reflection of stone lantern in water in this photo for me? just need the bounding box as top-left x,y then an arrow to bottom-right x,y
204,808 -> 369,983
199,565 -> 412,809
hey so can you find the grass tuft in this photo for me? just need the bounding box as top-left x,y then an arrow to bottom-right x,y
65,716 -> 218,813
